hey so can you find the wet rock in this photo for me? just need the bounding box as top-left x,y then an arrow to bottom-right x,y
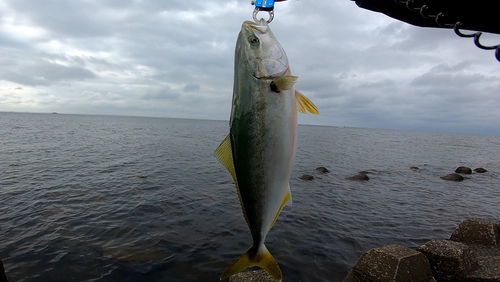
315,166 -> 329,173
455,166 -> 472,174
474,167 -> 488,173
450,218 -> 500,246
440,173 -> 464,181
343,244 -> 435,282
411,166 -> 420,170
417,239 -> 477,282
346,172 -> 369,181
300,174 -> 314,180
0,260 -> 7,282
229,270 -> 278,282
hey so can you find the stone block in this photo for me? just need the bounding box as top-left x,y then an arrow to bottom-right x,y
450,218 -> 500,246
417,239 -> 477,282
229,270 -> 278,282
344,244 -> 435,282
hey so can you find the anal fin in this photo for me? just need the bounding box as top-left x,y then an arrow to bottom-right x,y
268,185 -> 292,232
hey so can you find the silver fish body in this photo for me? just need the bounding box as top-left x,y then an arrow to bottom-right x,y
216,19 -> 318,281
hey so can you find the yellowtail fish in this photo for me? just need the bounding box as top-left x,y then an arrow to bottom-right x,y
215,19 -> 319,281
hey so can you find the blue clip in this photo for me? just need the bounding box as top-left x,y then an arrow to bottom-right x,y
254,0 -> 275,9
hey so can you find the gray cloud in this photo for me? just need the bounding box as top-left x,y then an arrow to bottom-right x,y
0,0 -> 499,134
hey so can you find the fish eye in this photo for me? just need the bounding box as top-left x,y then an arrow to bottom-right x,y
249,36 -> 259,45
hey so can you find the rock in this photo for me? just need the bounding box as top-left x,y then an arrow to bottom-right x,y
315,166 -> 329,173
440,173 -> 464,181
411,166 -> 420,170
474,167 -> 488,173
417,239 -> 477,282
229,270 -> 278,282
346,172 -> 369,181
0,260 -> 7,282
343,244 -> 435,282
455,166 -> 472,174
450,218 -> 500,246
467,245 -> 500,281
300,174 -> 314,180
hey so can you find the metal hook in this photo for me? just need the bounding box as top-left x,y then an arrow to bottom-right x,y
406,0 -> 421,12
252,7 -> 274,23
420,5 -> 438,20
454,22 -> 477,38
435,12 -> 454,28
473,33 -> 500,50
398,2 -> 500,62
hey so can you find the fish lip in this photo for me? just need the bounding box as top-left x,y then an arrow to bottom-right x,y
252,75 -> 279,81
243,20 -> 268,33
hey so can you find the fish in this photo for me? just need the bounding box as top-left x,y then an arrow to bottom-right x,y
215,19 -> 319,281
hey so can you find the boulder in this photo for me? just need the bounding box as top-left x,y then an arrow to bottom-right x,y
229,270 -> 278,282
417,239 -> 477,282
473,167 -> 488,173
440,173 -> 464,181
300,174 -> 314,180
343,244 -> 435,282
455,166 -> 472,174
450,218 -> 500,246
466,246 -> 500,281
346,172 -> 369,181
315,166 -> 329,173
0,260 -> 6,282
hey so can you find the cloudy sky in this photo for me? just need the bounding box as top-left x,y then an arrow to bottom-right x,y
1,0 -> 499,134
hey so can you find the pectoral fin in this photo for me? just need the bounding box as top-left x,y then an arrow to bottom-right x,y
273,76 -> 298,91
296,90 -> 319,114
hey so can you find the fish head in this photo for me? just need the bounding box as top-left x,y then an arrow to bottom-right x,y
237,19 -> 289,79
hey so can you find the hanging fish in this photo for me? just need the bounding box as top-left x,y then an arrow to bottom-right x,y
215,19 -> 318,281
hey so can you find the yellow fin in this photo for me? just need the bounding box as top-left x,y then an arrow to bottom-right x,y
296,90 -> 319,114
273,75 -> 298,91
214,135 -> 236,181
220,245 -> 282,281
214,135 -> 251,230
268,187 -> 292,232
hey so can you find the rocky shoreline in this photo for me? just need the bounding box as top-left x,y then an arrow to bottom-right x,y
229,218 -> 500,282
300,165 -> 488,182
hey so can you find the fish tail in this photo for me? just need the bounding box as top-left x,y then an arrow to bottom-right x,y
220,245 -> 282,281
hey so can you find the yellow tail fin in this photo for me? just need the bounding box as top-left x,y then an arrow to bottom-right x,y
220,245 -> 282,281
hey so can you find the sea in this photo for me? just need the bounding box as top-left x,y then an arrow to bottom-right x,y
1,112 -> 499,282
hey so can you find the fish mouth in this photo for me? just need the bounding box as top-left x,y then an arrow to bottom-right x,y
243,20 -> 268,33
252,75 -> 279,81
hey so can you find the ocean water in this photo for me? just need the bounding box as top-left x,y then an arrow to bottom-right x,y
1,112 -> 499,282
